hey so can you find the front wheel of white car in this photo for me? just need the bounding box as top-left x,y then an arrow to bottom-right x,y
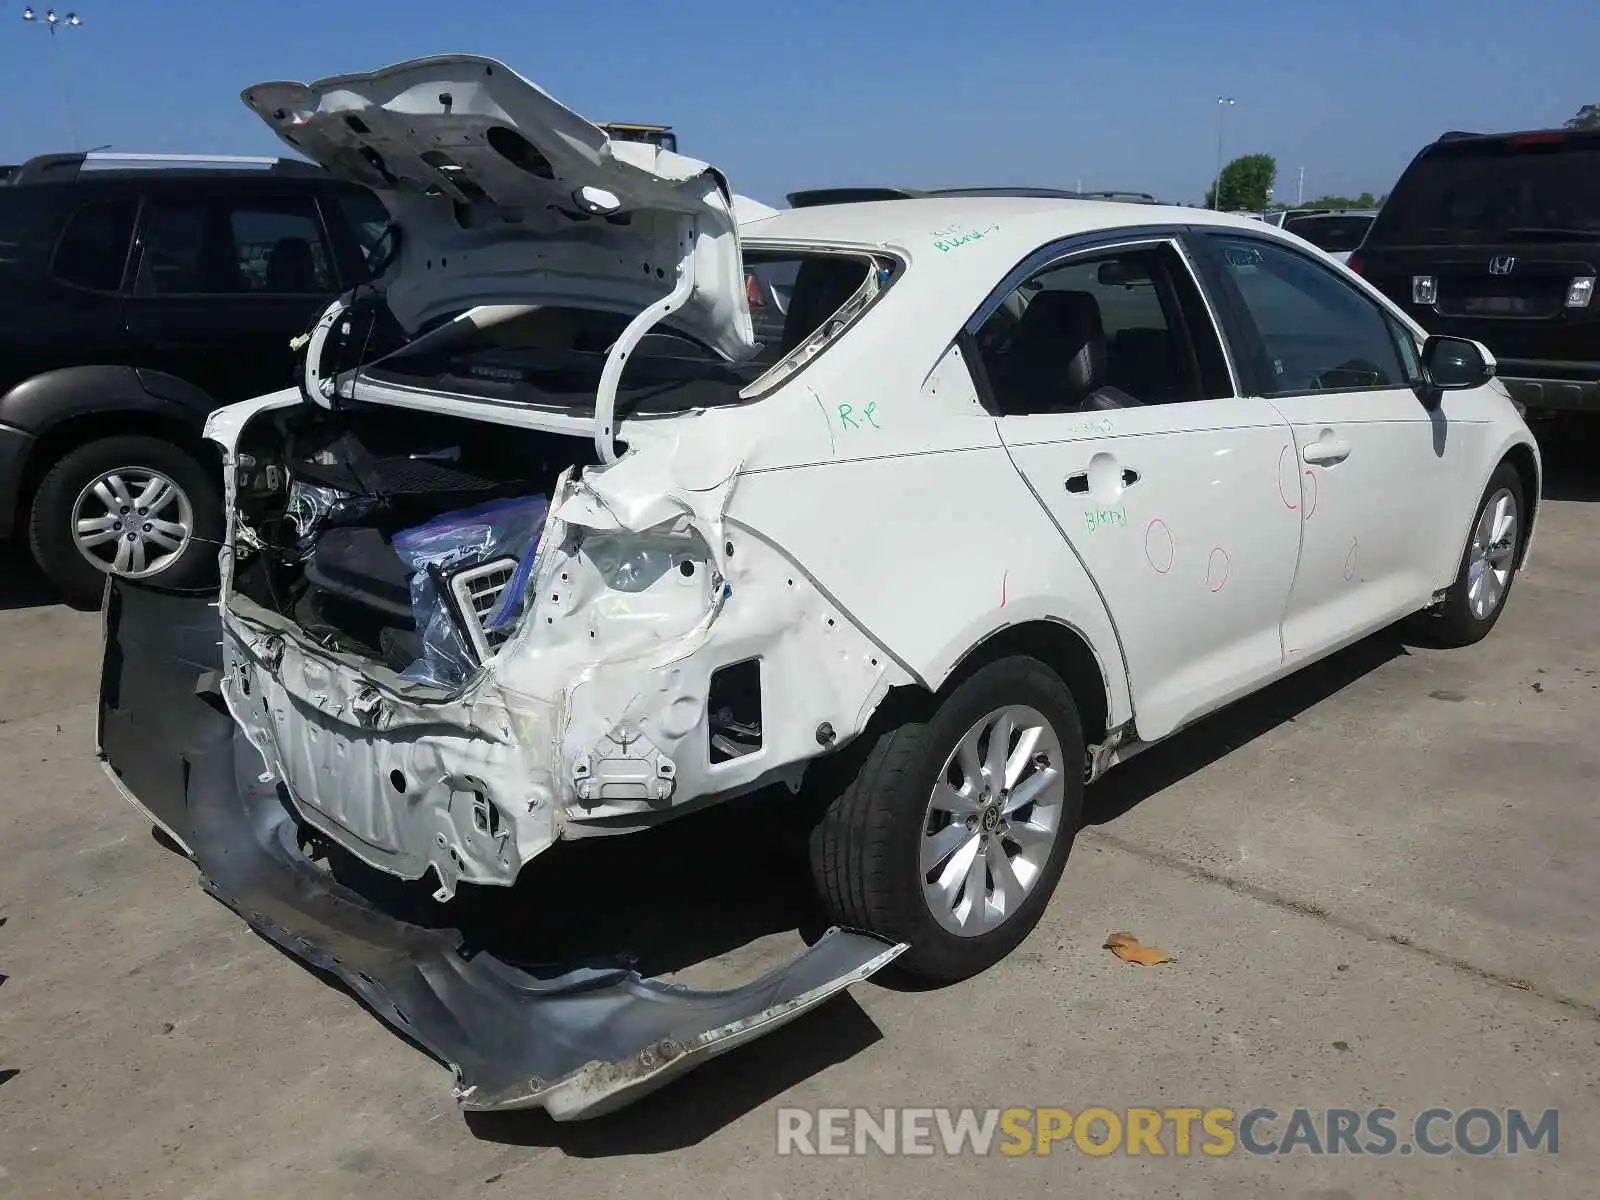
1419,462 -> 1527,648
807,655 -> 1085,983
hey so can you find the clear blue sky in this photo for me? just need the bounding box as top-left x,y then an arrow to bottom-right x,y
5,0 -> 1598,206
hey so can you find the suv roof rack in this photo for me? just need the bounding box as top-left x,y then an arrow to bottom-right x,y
785,185 -> 1160,208
6,150 -> 327,186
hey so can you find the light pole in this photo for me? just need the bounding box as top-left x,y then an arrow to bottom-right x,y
1211,96 -> 1235,210
21,8 -> 83,151
1296,165 -> 1306,206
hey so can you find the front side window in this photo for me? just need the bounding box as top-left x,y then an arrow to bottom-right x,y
333,190 -> 394,279
227,202 -> 335,293
972,242 -> 1230,415
1206,234 -> 1407,396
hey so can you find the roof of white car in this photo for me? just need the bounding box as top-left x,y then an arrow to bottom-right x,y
740,196 -> 1272,263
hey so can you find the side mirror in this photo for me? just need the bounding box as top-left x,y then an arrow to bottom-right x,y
1421,334 -> 1495,391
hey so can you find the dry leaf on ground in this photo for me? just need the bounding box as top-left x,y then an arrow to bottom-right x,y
1103,931 -> 1173,965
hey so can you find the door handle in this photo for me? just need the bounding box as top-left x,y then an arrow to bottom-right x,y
1065,468 -> 1140,494
1303,438 -> 1351,466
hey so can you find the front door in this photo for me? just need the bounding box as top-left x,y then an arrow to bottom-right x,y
970,236 -> 1301,740
1194,230 -> 1469,662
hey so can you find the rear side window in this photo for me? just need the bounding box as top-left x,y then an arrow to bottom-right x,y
1370,136 -> 1600,246
52,199 -> 138,291
973,242 -> 1231,415
133,203 -> 208,294
0,187 -> 66,281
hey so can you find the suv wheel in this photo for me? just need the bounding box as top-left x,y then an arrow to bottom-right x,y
807,655 -> 1086,983
28,435 -> 223,609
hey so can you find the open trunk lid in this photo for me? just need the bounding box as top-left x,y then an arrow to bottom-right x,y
241,53 -> 757,431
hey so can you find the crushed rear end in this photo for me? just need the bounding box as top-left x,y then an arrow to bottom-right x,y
94,52 -> 907,1120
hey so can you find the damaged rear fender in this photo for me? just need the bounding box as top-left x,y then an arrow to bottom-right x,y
497,463 -> 918,830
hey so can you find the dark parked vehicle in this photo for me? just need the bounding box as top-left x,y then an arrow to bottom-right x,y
0,150 -> 390,605
1281,210 -> 1376,264
1349,126 -> 1600,413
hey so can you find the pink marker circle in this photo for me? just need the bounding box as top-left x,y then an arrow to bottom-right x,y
1206,547 -> 1232,593
1276,445 -> 1299,510
1145,518 -> 1175,574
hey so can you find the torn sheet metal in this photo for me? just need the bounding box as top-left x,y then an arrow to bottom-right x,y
97,577 -> 906,1121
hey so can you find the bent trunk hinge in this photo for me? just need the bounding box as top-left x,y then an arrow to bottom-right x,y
594,215 -> 697,465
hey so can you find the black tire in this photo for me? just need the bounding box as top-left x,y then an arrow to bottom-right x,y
27,435 -> 223,609
807,655 -> 1086,983
1416,461 -> 1526,648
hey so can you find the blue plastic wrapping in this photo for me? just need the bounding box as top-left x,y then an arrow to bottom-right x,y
391,494 -> 550,686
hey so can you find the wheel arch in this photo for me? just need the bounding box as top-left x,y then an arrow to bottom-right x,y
927,619 -> 1114,750
1501,440 -> 1540,569
1,366 -> 219,525
18,409 -> 217,527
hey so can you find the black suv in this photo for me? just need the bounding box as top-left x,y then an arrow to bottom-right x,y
0,151 -> 389,606
1350,126 -> 1600,414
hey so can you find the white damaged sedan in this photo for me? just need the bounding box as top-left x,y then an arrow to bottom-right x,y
97,55 -> 1541,1119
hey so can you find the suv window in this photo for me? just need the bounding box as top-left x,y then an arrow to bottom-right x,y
133,203 -> 208,294
1207,234 -> 1407,395
1369,135 -> 1600,246
229,203 -> 335,293
133,198 -> 337,295
0,187 -> 66,280
52,199 -> 138,292
333,190 -> 393,275
974,243 -> 1230,415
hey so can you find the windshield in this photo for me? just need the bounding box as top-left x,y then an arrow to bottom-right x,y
1368,137 -> 1600,246
1283,213 -> 1374,253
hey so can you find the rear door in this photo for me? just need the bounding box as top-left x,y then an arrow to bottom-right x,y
1193,229 -> 1476,662
124,187 -> 342,402
976,234 -> 1301,741
0,186 -> 137,393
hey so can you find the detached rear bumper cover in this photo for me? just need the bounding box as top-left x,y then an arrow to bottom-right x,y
96,579 -> 904,1121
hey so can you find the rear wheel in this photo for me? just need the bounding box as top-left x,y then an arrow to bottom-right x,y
807,655 -> 1085,982
28,435 -> 223,609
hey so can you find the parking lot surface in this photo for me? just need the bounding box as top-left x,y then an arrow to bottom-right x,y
2,424 -> 1597,1198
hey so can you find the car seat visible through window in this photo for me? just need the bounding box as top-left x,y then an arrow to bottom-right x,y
1001,290 -> 1144,413
265,237 -> 319,293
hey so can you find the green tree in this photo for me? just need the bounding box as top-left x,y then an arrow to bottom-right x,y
1565,104 -> 1600,130
1205,153 -> 1277,211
